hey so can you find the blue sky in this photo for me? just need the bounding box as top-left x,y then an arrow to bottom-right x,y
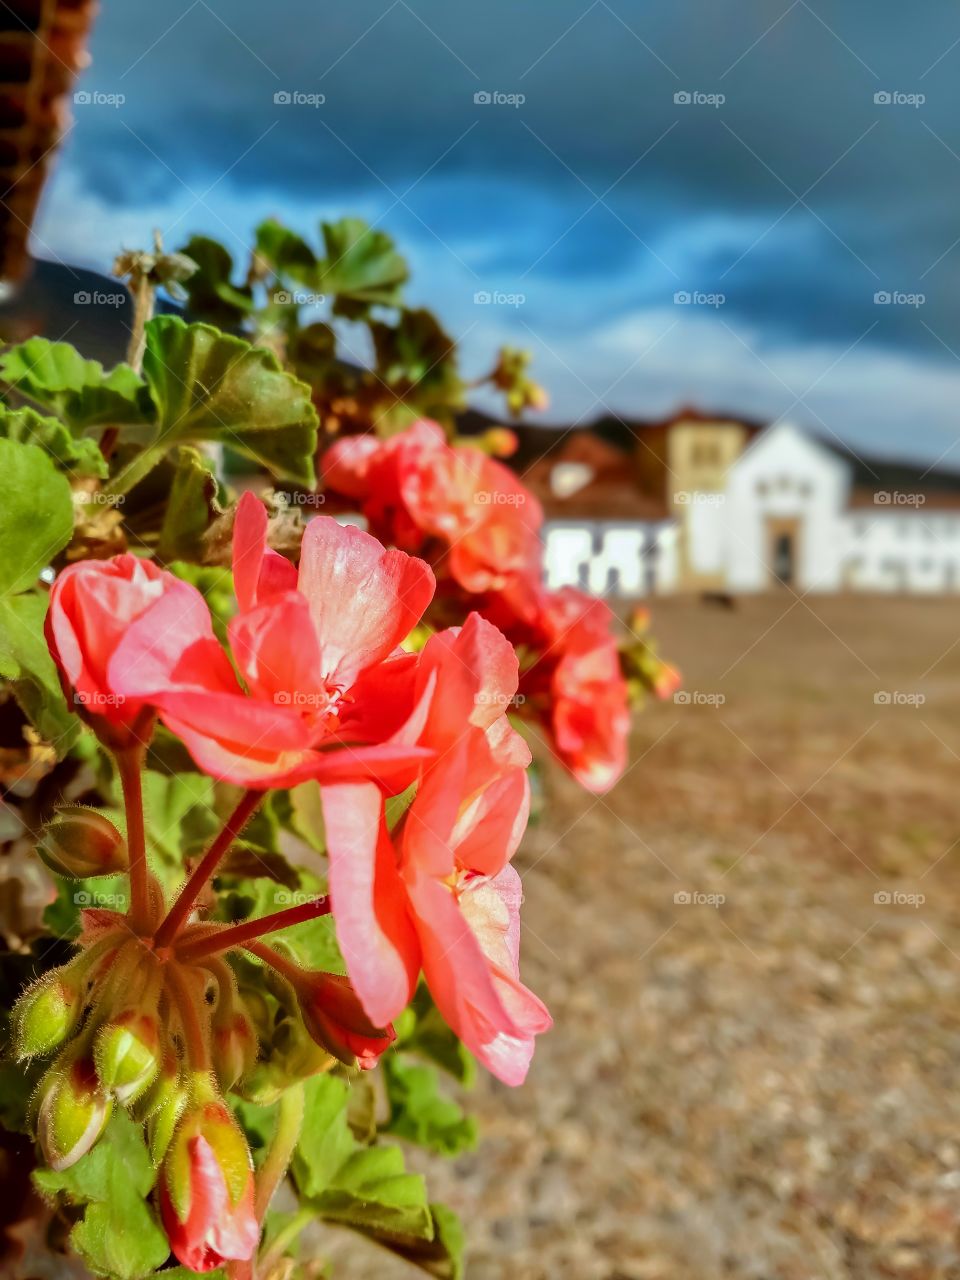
35,0 -> 960,465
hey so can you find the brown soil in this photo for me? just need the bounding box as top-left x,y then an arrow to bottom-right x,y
331,594 -> 960,1280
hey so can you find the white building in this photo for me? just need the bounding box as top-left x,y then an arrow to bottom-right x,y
539,419 -> 960,596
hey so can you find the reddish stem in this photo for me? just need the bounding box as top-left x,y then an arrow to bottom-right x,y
177,897 -> 331,962
155,789 -> 263,947
116,745 -> 149,931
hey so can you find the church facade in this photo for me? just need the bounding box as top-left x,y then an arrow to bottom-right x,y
538,418 -> 960,597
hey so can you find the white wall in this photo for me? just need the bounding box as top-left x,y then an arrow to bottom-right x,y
543,520 -> 677,597
721,423 -> 850,592
844,510 -> 960,592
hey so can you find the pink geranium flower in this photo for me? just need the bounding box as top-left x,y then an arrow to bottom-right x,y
321,614 -> 551,1086
45,555 -> 190,748
323,420 -> 543,594
109,493 -> 436,790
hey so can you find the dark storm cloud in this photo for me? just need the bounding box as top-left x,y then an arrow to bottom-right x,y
40,0 -> 960,457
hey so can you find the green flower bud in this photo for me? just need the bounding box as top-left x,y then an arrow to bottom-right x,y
144,1055 -> 189,1166
14,969 -> 83,1059
38,1056 -> 112,1171
212,1006 -> 259,1094
37,807 -> 128,879
94,1011 -> 160,1105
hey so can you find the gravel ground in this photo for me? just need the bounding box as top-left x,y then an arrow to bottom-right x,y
328,594 -> 960,1280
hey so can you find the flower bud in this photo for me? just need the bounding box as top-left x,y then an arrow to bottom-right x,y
295,971 -> 395,1070
94,1010 -> 160,1105
14,968 -> 84,1059
143,1055 -> 189,1166
159,1078 -> 258,1272
37,806 -> 128,879
38,1056 -> 112,1171
212,1007 -> 258,1094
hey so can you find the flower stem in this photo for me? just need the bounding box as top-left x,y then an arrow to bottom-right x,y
155,789 -> 263,947
176,897 -> 330,962
164,962 -> 211,1071
257,1204 -> 315,1275
254,1081 -> 305,1220
116,744 -> 149,932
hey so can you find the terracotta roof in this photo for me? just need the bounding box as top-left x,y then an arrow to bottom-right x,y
0,0 -> 98,284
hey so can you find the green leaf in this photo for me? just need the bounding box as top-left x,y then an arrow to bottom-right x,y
292,1075 -> 433,1247
0,439 -> 74,594
43,874 -> 129,938
178,235 -> 254,329
313,1143 -> 433,1242
318,217 -> 408,314
0,404 -> 107,477
140,769 -> 219,869
255,218 -> 318,285
0,590 -> 79,749
396,986 -> 476,1086
376,1203 -> 466,1280
291,1073 -> 356,1198
382,1055 -> 477,1156
156,446 -> 222,562
0,338 -> 153,431
34,1112 -> 170,1279
134,316 -> 318,488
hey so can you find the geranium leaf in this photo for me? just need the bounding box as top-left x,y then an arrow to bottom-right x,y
135,316 -> 318,488
376,1203 -> 465,1279
312,1143 -> 434,1241
34,1112 -> 170,1280
156,446 -> 222,562
0,338 -> 153,431
395,986 -> 476,1086
292,1073 -> 356,1198
178,235 -> 254,329
0,439 -> 74,595
317,217 -> 408,315
0,405 -> 107,478
381,1055 -> 477,1156
139,769 -> 219,869
0,591 -> 79,750
255,218 -> 318,285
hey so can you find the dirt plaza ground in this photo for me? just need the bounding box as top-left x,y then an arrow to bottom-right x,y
333,593 -> 960,1280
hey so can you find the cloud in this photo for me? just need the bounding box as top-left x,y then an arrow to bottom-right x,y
32,0 -> 960,461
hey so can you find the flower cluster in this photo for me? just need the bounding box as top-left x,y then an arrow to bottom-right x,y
322,418 -> 669,792
20,494 -> 550,1272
